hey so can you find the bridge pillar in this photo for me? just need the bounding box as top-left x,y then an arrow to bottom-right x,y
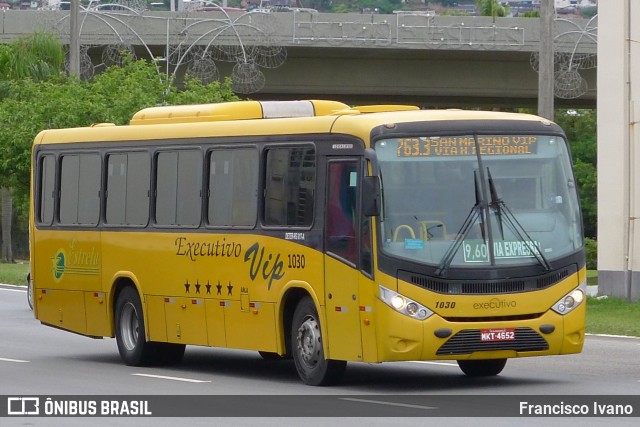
598,0 -> 640,301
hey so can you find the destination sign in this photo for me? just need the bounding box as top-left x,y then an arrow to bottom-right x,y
396,136 -> 538,158
463,239 -> 541,263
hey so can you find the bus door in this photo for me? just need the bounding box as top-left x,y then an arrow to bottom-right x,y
324,159 -> 363,361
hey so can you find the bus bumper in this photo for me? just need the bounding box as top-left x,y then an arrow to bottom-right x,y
374,298 -> 585,362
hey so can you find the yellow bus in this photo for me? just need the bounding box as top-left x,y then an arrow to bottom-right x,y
29,100 -> 586,385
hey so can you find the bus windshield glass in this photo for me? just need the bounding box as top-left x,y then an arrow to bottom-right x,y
375,134 -> 583,268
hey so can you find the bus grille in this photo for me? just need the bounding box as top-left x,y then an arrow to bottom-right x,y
402,267 -> 573,295
435,328 -> 549,356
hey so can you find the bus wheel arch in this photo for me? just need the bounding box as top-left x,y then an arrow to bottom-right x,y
291,295 -> 346,386
256,287 -> 309,361
279,287 -> 309,358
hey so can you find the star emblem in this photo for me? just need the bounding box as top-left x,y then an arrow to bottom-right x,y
184,280 -> 190,293
216,281 -> 222,295
227,281 -> 233,296
206,281 -> 212,295
195,280 -> 201,294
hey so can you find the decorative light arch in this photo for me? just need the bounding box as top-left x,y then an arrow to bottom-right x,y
52,1 -> 287,94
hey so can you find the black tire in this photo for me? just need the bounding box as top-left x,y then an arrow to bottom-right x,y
114,287 -> 155,366
154,342 -> 186,365
258,351 -> 284,360
291,296 -> 346,386
457,359 -> 507,377
26,273 -> 33,310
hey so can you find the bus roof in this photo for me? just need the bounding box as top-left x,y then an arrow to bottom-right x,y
33,100 -> 556,146
129,100 -> 353,125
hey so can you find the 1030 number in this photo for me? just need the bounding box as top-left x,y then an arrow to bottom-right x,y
287,254 -> 306,269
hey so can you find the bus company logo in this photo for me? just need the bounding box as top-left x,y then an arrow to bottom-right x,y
50,249 -> 66,283
50,240 -> 100,282
7,397 -> 40,415
473,298 -> 517,310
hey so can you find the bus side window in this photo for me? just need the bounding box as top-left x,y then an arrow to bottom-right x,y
208,148 -> 258,227
37,154 -> 56,225
326,161 -> 357,263
59,153 -> 101,226
106,152 -> 150,226
155,150 -> 202,226
263,146 -> 315,227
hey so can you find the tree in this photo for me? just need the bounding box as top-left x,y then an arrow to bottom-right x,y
0,45 -> 239,261
331,0 -> 403,14
0,188 -> 12,263
555,109 -> 597,238
475,0 -> 508,17
0,33 -> 64,262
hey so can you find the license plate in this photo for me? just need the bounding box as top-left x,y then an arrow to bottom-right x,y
480,328 -> 515,342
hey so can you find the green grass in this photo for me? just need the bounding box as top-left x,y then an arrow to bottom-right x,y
0,262 -> 29,286
1,263 -> 638,336
586,296 -> 640,337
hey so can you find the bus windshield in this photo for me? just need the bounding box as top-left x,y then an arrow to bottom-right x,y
375,134 -> 583,269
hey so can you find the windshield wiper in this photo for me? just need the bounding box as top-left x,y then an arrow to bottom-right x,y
486,168 -> 552,271
435,170 -> 486,276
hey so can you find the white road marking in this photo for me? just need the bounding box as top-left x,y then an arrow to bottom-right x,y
0,357 -> 30,363
132,373 -> 211,383
586,333 -> 640,340
409,360 -> 458,367
340,397 -> 437,410
0,285 -> 26,293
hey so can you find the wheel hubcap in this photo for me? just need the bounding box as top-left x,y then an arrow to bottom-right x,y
120,302 -> 139,351
296,315 -> 321,369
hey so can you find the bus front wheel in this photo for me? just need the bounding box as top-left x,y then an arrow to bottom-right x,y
291,296 -> 346,386
457,358 -> 507,377
115,286 -> 155,366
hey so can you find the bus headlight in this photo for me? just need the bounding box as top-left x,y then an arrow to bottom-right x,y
379,285 -> 433,320
551,281 -> 586,315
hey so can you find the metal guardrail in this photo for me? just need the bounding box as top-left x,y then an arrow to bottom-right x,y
291,12 -> 527,50
1,10 -> 596,54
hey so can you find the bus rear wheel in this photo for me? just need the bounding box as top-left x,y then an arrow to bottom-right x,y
115,286 -> 156,366
27,272 -> 33,310
457,359 -> 507,377
154,342 -> 186,365
291,296 -> 346,386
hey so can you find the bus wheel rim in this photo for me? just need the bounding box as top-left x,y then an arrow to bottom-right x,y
297,315 -> 321,369
120,302 -> 139,351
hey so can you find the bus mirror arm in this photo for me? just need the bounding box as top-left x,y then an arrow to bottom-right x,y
362,176 -> 381,217
363,149 -> 381,217
364,148 -> 380,175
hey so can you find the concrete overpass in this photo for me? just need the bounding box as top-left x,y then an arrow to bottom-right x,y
0,9 -> 597,108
